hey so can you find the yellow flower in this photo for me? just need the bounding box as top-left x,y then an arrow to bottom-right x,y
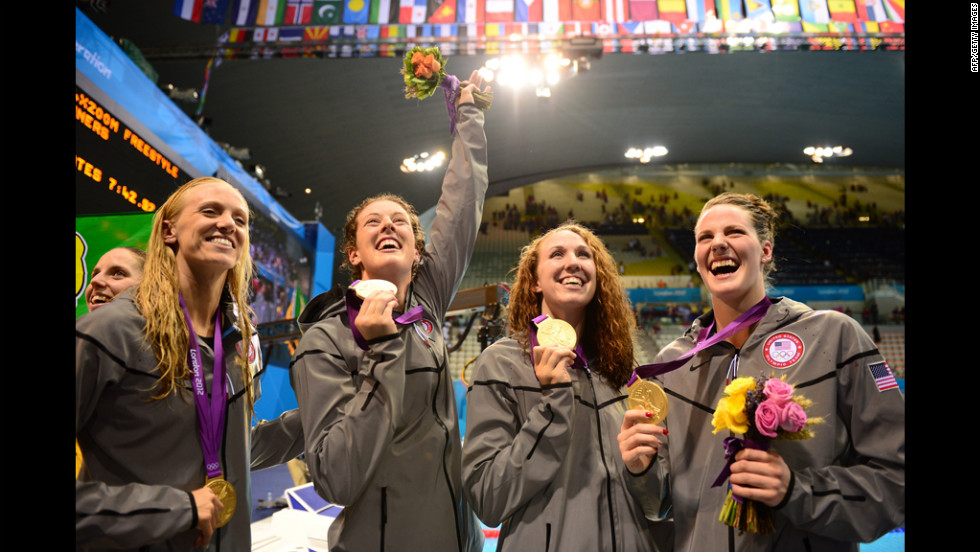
724,376 -> 756,398
711,395 -> 749,434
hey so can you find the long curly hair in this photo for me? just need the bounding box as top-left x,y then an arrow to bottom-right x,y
132,177 -> 256,408
339,192 -> 428,282
508,221 -> 636,389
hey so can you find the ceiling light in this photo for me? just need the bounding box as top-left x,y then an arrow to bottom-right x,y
625,146 -> 668,163
401,150 -> 446,173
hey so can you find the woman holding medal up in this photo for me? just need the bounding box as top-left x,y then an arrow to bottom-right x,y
617,192 -> 905,551
289,71 -> 490,552
76,177 -> 304,551
461,221 -> 662,552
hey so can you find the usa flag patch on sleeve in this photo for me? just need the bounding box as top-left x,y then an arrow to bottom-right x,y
868,361 -> 898,392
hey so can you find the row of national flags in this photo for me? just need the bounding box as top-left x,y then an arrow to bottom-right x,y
174,0 -> 905,27
216,18 -> 902,58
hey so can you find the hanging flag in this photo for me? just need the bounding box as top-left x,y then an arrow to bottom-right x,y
458,0 -> 486,22
515,0 -> 543,21
313,0 -> 344,22
592,21 -> 616,35
770,0 -> 799,21
344,0 -> 370,22
854,0 -> 888,21
541,0 -> 572,21
305,25 -> 331,39
539,21 -> 564,35
744,0 -> 773,20
231,0 -> 261,24
428,0 -> 457,22
827,0 -> 857,22
399,0 -> 428,22
255,0 -> 287,24
371,0 -> 398,23
486,0 -> 515,22
799,0 -> 831,23
685,0 -> 714,22
601,0 -> 627,22
878,20 -> 902,32
174,0 -> 203,22
715,0 -> 742,22
571,0 -> 600,21
202,0 -> 233,23
881,0 -> 902,22
657,0 -> 686,23
228,28 -> 250,41
279,26 -> 305,40
284,0 -> 315,23
629,0 -> 657,20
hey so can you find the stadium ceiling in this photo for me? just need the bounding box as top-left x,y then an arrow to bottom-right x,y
79,0 -> 905,237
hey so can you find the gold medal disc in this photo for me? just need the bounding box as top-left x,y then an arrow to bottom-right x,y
536,318 -> 577,348
352,279 -> 397,300
628,380 -> 668,424
205,476 -> 237,527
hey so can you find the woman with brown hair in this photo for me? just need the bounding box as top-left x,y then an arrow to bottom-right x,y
618,192 -> 904,551
289,72 -> 490,552
76,177 -> 303,551
461,221 -> 661,551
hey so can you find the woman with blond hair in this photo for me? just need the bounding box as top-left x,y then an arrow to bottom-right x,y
461,221 -> 661,551
76,177 -> 303,551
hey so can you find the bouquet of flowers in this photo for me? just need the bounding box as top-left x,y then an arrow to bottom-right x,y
710,375 -> 824,535
401,46 -> 491,134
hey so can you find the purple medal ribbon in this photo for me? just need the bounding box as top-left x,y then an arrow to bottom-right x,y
530,314 -> 588,370
711,436 -> 771,502
345,282 -> 425,351
441,74 -> 460,135
180,294 -> 226,480
626,297 -> 772,387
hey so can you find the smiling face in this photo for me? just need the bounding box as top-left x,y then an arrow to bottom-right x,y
162,180 -> 249,280
694,203 -> 772,308
532,229 -> 598,323
347,199 -> 422,283
85,248 -> 144,312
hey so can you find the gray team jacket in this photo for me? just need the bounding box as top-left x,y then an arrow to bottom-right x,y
462,337 -> 661,552
289,104 -> 487,552
76,289 -> 305,551
629,297 -> 905,552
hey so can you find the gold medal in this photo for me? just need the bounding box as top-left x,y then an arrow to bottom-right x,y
628,380 -> 668,425
536,317 -> 577,349
205,476 -> 237,527
352,279 -> 397,299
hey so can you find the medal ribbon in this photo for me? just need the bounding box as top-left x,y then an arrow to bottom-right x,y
345,282 -> 425,351
530,314 -> 588,370
441,74 -> 461,136
626,297 -> 772,387
711,436 -> 771,502
180,294 -> 226,480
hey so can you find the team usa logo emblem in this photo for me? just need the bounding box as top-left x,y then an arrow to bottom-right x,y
420,319 -> 434,335
763,332 -> 804,368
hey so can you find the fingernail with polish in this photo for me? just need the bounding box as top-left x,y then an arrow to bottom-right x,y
663,429 -> 669,435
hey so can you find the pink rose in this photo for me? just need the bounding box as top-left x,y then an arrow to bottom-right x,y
763,378 -> 795,406
754,400 -> 781,438
780,400 -> 807,433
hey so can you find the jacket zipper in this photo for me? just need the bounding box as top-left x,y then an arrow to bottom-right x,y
380,486 -> 387,550
584,366 -> 618,551
421,328 -> 465,551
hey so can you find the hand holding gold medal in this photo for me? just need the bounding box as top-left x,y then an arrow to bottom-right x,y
205,476 -> 237,527
628,379 -> 668,425
535,317 -> 577,349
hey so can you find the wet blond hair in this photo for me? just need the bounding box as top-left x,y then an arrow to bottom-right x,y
133,177 -> 256,407
508,221 -> 636,389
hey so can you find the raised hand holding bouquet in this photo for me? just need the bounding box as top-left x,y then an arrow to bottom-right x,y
401,46 -> 492,134
709,375 -> 824,535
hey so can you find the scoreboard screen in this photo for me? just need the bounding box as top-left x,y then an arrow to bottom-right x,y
75,82 -> 193,216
